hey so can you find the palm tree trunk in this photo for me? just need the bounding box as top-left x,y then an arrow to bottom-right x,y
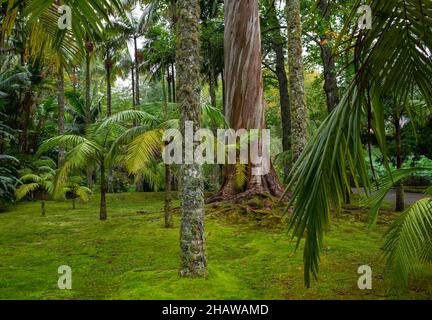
100,160 -> 107,220
395,116 -> 405,212
171,62 -> 176,103
106,52 -> 114,194
72,198 -> 76,210
162,67 -> 173,228
41,201 -> 46,216
85,37 -> 94,189
57,65 -> 66,166
287,0 -> 307,162
177,0 -> 207,277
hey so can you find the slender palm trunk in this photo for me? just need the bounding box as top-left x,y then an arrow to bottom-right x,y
177,0 -> 207,277
72,199 -> 76,210
41,201 -> 46,216
162,67 -> 173,228
85,38 -> 94,188
395,116 -> 405,212
57,65 -> 66,166
106,52 -> 114,194
287,0 -> 307,162
100,160 -> 107,220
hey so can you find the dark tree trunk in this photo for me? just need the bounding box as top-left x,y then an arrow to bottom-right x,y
57,65 -> 66,166
85,38 -> 94,188
395,116 -> 405,212
106,54 -> 112,117
318,0 -> 340,113
162,66 -> 173,228
209,0 -> 284,202
100,161 -> 108,220
134,36 -> 140,106
267,0 -> 291,182
171,62 -> 176,103
131,67 -> 135,108
167,68 -> 172,103
72,198 -> 76,210
177,0 -> 207,277
41,201 -> 46,216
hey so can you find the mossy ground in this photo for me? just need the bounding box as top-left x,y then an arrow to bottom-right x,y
0,192 -> 431,300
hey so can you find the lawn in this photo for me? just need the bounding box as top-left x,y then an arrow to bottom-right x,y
0,192 -> 431,300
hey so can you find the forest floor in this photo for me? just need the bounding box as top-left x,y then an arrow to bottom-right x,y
0,192 -> 431,300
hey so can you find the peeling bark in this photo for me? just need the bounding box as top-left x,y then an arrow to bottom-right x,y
208,0 -> 284,203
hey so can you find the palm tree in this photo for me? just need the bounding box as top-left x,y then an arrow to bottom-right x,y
37,132 -> 113,220
15,159 -> 57,216
63,176 -> 92,210
284,0 -> 432,287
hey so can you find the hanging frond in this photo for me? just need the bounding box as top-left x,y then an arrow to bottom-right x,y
383,198 -> 432,288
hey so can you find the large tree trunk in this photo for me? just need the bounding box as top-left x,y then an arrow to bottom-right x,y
267,0 -> 292,182
209,0 -> 284,202
177,0 -> 207,277
395,116 -> 405,212
57,65 -> 66,166
318,0 -> 340,113
287,0 -> 307,162
100,160 -> 108,220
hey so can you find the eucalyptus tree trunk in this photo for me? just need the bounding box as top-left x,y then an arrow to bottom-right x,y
209,0 -> 284,202
267,0 -> 292,182
287,0 -> 307,162
318,0 -> 340,113
177,0 -> 207,277
395,116 -> 405,212
57,65 -> 66,167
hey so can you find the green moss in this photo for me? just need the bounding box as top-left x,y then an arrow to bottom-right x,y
0,192 -> 431,299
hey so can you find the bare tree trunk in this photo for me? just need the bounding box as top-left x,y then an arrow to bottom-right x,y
162,67 -> 173,228
85,38 -> 94,189
209,0 -> 284,202
57,65 -> 66,167
287,0 -> 307,162
41,201 -> 46,216
267,0 -> 291,182
395,116 -> 405,212
318,0 -> 340,113
100,160 -> 107,220
177,0 -> 207,277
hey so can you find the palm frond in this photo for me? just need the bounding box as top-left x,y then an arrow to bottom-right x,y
383,198 -> 432,288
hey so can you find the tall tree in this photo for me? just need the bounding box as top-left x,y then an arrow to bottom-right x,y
287,0 -> 307,162
209,0 -> 284,202
177,0 -> 207,277
262,0 -> 292,181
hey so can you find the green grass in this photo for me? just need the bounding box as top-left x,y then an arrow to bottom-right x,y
0,192 -> 431,300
